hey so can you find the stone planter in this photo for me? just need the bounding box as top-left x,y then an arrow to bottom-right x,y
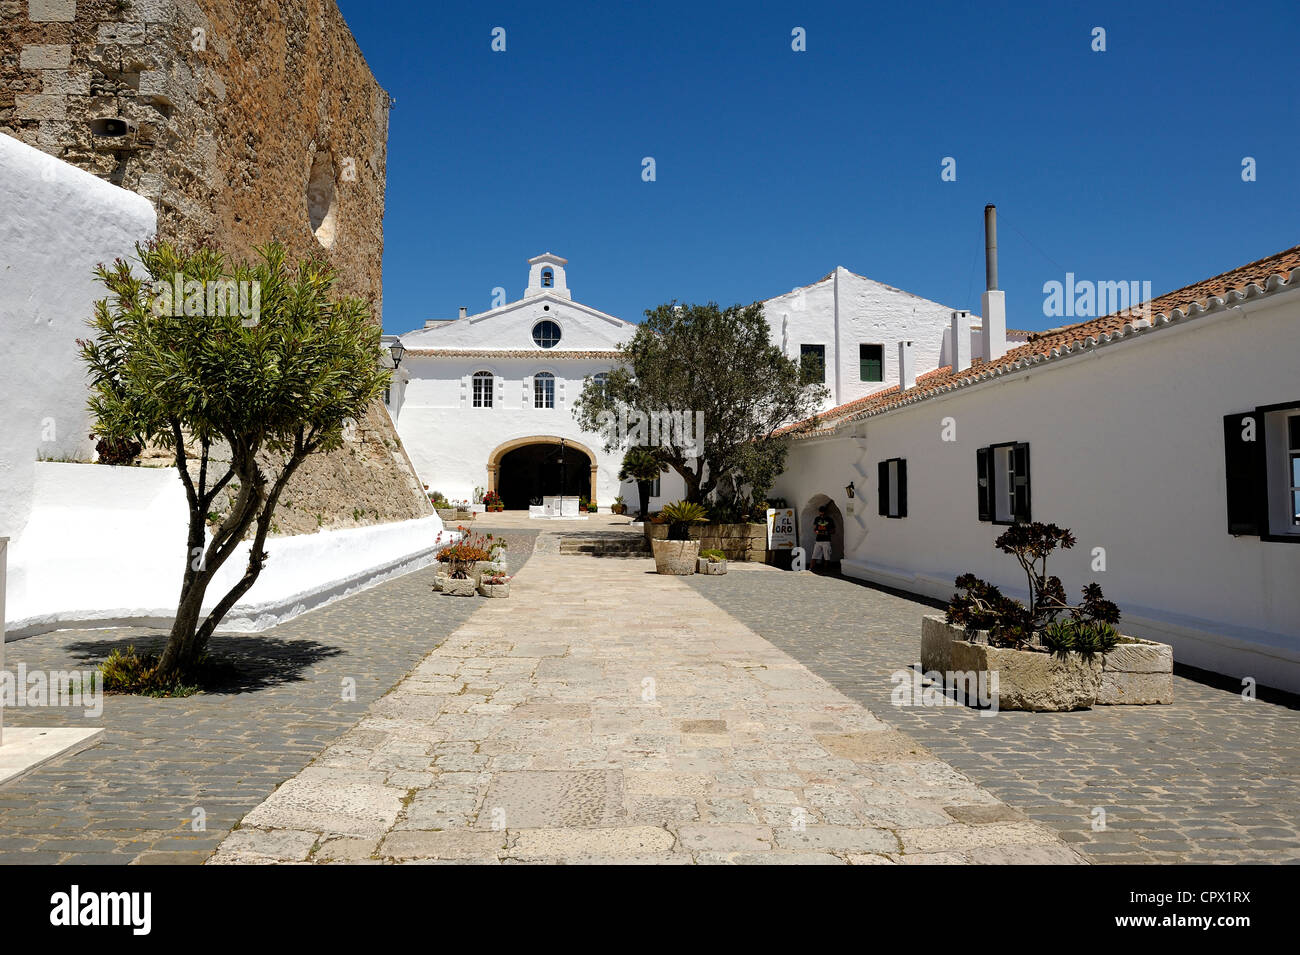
435,508 -> 458,522
479,581 -> 510,598
652,538 -> 700,575
435,575 -> 477,596
920,615 -> 1173,708
1098,637 -> 1174,704
950,639 -> 1101,711
644,522 -> 766,562
697,557 -> 728,575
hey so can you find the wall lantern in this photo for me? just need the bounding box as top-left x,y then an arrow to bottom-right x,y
845,481 -> 855,499
388,341 -> 406,369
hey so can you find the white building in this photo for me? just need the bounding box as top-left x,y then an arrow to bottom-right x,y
391,252 -> 1020,509
771,240 -> 1300,693
389,254 -> 643,509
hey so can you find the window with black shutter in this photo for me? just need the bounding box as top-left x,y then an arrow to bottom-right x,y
1223,411 -> 1263,536
1229,401 -> 1300,542
976,447 -> 992,521
878,458 -> 907,518
1012,443 -> 1031,523
978,442 -> 1030,524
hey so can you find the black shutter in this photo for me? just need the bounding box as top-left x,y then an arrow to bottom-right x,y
896,459 -> 908,517
1013,443 -> 1031,523
976,447 -> 991,521
1223,412 -> 1263,536
877,460 -> 889,516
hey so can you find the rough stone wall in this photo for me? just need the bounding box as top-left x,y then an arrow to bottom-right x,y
2,0 -> 432,533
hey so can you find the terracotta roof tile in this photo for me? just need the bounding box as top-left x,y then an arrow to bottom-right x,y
785,243 -> 1300,438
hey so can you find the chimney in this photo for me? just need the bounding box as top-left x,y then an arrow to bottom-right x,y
458,306 -> 468,319
981,204 -> 1007,363
898,340 -> 915,391
950,310 -> 972,372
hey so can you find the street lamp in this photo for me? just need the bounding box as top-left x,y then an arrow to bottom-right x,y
388,341 -> 406,369
559,438 -> 566,502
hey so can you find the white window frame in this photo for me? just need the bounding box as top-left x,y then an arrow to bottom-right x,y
472,370 -> 494,408
534,371 -> 555,409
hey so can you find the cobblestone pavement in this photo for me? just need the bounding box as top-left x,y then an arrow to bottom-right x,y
210,539 -> 1084,865
683,563 -> 1300,864
0,531 -> 538,865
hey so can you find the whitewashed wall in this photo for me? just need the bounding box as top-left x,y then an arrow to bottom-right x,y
0,134 -> 157,540
6,462 -> 450,637
762,267 -> 964,410
773,288 -> 1300,691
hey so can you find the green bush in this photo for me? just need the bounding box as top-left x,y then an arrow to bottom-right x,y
700,548 -> 726,562
660,500 -> 709,540
99,644 -> 236,697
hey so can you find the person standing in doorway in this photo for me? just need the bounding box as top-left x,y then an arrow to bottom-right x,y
812,505 -> 835,571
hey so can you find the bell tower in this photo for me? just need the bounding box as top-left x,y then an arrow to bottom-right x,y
525,252 -> 571,299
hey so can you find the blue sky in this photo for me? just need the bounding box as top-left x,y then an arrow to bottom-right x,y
335,0 -> 1299,335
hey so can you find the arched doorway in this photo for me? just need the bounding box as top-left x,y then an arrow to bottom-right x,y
800,494 -> 845,572
488,436 -> 598,510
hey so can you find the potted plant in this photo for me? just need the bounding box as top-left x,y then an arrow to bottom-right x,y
479,572 -> 511,598
434,527 -> 494,595
920,522 -> 1171,710
697,548 -> 728,575
611,495 -> 627,516
430,489 -> 457,521
483,489 -> 504,512
651,500 -> 707,574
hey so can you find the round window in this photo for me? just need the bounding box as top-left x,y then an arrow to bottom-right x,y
532,319 -> 561,348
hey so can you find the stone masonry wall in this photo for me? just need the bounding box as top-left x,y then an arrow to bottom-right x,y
2,0 -> 432,533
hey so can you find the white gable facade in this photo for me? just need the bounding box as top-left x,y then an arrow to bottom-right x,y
389,254 -> 671,509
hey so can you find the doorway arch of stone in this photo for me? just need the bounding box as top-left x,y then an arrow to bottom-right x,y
487,435 -> 600,507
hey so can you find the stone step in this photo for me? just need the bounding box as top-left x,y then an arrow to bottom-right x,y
558,537 -> 652,557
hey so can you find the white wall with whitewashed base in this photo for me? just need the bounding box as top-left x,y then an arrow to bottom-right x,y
773,287 -> 1300,692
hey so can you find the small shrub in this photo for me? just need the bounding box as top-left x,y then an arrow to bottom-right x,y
659,500 -> 708,540
700,548 -> 726,562
92,434 -> 141,465
100,644 -> 237,697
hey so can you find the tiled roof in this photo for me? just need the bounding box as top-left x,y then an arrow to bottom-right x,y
784,243 -> 1300,439
404,348 -> 624,360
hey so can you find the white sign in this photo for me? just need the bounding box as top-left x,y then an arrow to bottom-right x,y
766,508 -> 796,550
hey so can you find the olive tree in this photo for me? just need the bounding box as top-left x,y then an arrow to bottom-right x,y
80,242 -> 389,681
574,302 -> 826,507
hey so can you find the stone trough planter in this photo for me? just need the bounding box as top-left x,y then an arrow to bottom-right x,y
478,581 -> 510,598
920,615 -> 1173,710
651,538 -> 700,575
435,575 -> 477,597
696,557 -> 728,575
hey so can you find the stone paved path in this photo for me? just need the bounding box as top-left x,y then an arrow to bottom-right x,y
683,563 -> 1300,864
0,530 -> 538,864
209,538 -> 1083,864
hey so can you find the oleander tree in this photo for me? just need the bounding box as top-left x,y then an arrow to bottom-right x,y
79,241 -> 389,682
574,302 -> 826,505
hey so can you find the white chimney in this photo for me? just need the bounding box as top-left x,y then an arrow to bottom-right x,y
898,340 -> 915,391
981,204 -> 1007,362
458,306 -> 467,319
950,310 -> 972,373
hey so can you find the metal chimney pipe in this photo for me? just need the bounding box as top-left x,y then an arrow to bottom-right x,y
984,204 -> 999,291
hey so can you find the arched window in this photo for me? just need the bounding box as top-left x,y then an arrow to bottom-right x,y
541,268 -> 554,288
593,372 -> 609,399
534,372 -> 555,409
472,370 -> 494,408
532,319 -> 561,349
